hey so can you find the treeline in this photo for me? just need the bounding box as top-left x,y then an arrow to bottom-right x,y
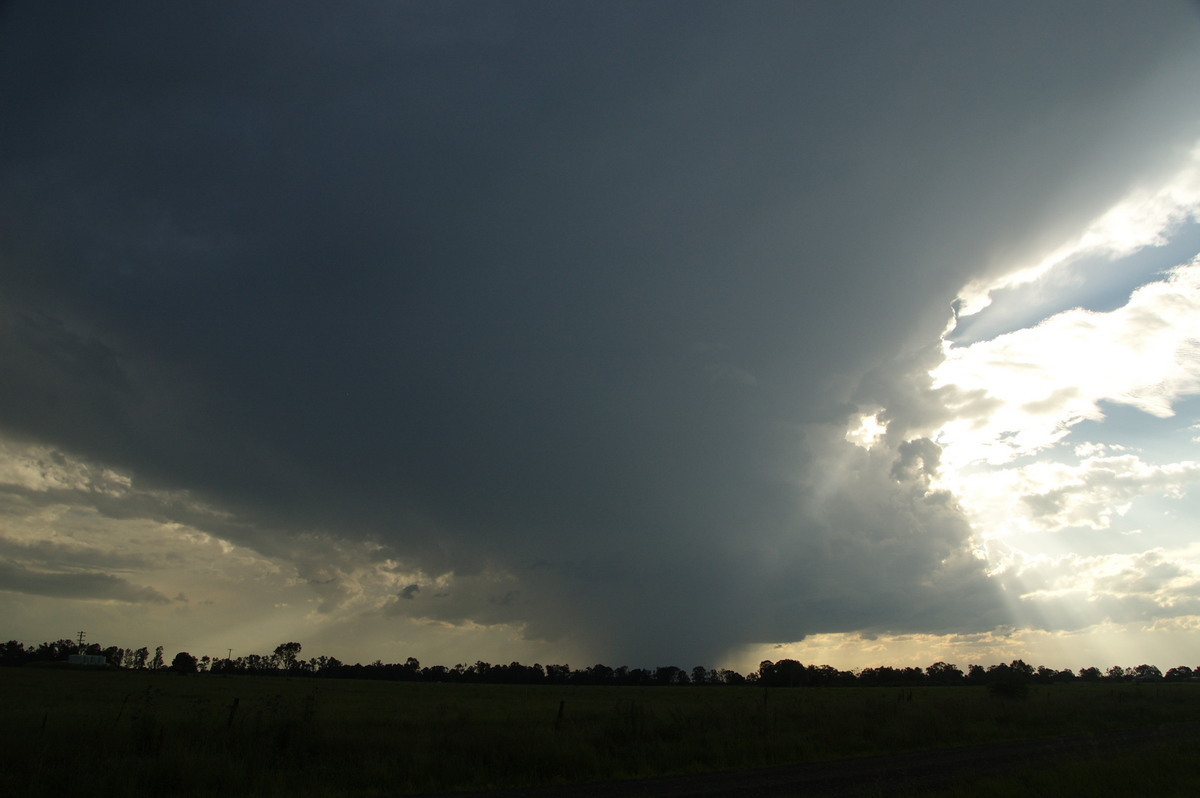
3,637 -> 1196,688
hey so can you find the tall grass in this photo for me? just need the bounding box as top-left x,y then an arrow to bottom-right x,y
3,668 -> 1197,797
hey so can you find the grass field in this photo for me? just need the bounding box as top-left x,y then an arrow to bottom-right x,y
4,667 -> 1199,797
917,736 -> 1200,798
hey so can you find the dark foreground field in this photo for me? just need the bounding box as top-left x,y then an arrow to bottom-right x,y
422,723 -> 1200,797
4,668 -> 1198,797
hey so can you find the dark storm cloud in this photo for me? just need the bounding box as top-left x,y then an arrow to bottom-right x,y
0,532 -> 154,574
2,1 -> 1197,664
0,561 -> 170,604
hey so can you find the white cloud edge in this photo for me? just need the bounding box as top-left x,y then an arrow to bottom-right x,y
956,141 -> 1200,317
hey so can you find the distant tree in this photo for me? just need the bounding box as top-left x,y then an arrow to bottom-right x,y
35,639 -> 75,661
1132,664 -> 1163,681
1078,666 -> 1102,681
855,666 -> 892,686
758,659 -> 807,687
102,646 -> 124,668
1033,665 -> 1064,684
309,655 -> 343,675
807,664 -> 852,687
209,657 -> 234,674
239,653 -> 267,673
717,668 -> 746,685
422,664 -> 449,681
273,642 -> 302,671
492,661 -> 526,684
654,665 -> 688,685
626,668 -> 653,685
926,661 -> 964,686
1105,665 -> 1127,681
1165,666 -> 1193,682
150,646 -> 164,670
986,662 -> 1030,699
1008,659 -> 1034,678
0,640 -> 27,666
170,651 -> 198,674
583,664 -> 615,685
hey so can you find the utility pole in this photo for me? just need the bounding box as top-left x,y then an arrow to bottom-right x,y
77,630 -> 86,650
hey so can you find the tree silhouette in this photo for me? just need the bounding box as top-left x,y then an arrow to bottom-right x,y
1132,664 -> 1163,681
171,651 -> 198,674
1,641 -> 26,666
3,630 -> 1193,693
925,661 -> 964,686
274,642 -> 302,671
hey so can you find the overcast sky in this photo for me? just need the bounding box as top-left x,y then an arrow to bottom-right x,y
3,1 -> 1200,672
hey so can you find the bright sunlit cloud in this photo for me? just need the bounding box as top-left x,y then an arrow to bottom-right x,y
841,149 -> 1200,662
845,410 -> 887,450
932,256 -> 1200,471
957,143 -> 1200,317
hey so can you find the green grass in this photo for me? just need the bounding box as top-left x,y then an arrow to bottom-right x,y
4,668 -> 1199,797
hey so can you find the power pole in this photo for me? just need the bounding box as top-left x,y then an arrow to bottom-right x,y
77,630 -> 86,650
